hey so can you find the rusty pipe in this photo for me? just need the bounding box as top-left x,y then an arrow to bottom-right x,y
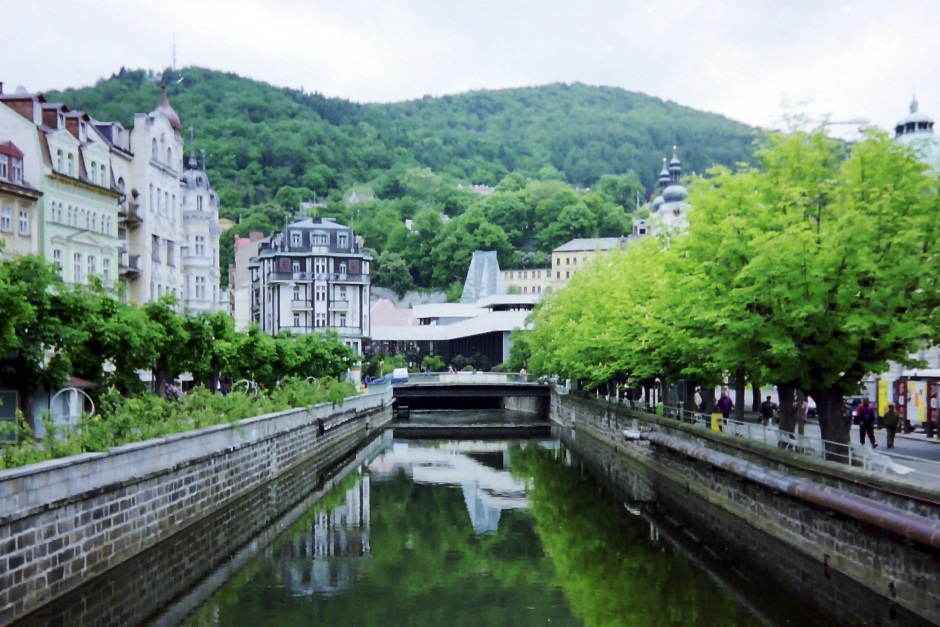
646,431 -> 940,551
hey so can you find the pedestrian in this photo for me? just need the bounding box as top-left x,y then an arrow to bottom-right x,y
883,403 -> 900,449
857,398 -> 878,448
759,395 -> 777,426
693,387 -> 703,413
716,390 -> 734,419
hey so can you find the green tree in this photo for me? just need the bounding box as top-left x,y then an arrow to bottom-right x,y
143,296 -> 190,396
373,251 -> 415,298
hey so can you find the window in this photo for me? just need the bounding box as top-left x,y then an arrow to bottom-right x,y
90,161 -> 97,184
102,258 -> 110,285
100,164 -> 107,185
293,313 -> 300,327
0,158 -> 7,179
53,249 -> 62,274
73,253 -> 82,283
195,235 -> 206,256
0,207 -> 11,232
338,262 -> 347,274
312,232 -> 328,246
197,196 -> 203,211
315,285 -> 326,301
338,314 -> 347,327
556,271 -> 560,279
57,150 -> 64,172
507,271 -> 513,279
87,255 -> 96,277
291,231 -> 302,247
152,235 -> 161,262
84,210 -> 89,230
149,184 -> 154,211
337,233 -> 348,248
338,286 -> 347,300
555,258 -> 560,266
166,241 -> 174,266
167,147 -> 172,165
293,286 -> 300,300
314,258 -> 327,273
292,261 -> 301,273
91,213 -> 97,232
315,313 -> 326,328
566,257 -> 570,265
151,139 -> 157,159
573,258 -> 577,265
67,153 -> 74,176
18,210 -> 28,235
10,158 -> 20,183
195,276 -> 206,300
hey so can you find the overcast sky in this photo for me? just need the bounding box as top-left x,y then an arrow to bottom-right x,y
1,0 -> 936,138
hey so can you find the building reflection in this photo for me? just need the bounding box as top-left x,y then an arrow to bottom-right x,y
273,472 -> 371,598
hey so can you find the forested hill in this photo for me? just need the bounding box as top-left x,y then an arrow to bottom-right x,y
48,67 -> 759,210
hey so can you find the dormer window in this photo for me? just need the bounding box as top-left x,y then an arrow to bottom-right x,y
100,164 -> 107,186
90,161 -> 98,184
56,149 -> 64,172
166,147 -> 172,165
290,231 -> 302,247
0,158 -> 6,180
13,158 -> 23,183
67,153 -> 74,176
311,232 -> 328,246
338,233 -> 348,249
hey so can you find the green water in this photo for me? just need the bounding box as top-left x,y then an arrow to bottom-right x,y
181,436 -> 792,627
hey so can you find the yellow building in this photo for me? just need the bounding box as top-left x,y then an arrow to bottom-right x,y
550,236 -> 631,289
500,267 -> 551,295
0,140 -> 42,258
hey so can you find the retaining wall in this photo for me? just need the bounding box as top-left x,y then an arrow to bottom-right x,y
553,392 -> 940,626
0,389 -> 393,625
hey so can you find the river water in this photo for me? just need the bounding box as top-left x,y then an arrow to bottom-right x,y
172,410 -> 827,627
14,409 -> 859,626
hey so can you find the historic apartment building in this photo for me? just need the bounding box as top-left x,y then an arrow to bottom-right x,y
0,140 -> 42,258
0,81 -> 224,311
248,217 -> 371,355
0,89 -> 121,285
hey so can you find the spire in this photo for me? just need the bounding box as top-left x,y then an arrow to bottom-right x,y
668,145 -> 682,183
658,157 -> 670,190
188,123 -> 198,169
152,82 -> 181,132
911,95 -> 919,114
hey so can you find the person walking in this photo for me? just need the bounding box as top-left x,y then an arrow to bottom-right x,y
759,395 -> 777,426
716,390 -> 734,419
857,398 -> 878,448
883,403 -> 900,449
693,387 -> 703,413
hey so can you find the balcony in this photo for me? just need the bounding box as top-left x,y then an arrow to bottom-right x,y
267,271 -> 368,283
328,299 -> 350,311
118,202 -> 142,229
276,325 -> 365,337
119,254 -> 141,279
291,300 -> 313,310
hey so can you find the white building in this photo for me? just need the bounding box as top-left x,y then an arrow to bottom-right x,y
179,147 -> 224,312
249,217 -> 371,355
230,231 -> 269,331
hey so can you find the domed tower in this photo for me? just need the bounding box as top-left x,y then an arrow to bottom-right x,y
894,97 -> 940,167
653,157 -> 668,211
654,146 -> 690,231
152,84 -> 181,135
180,132 -> 224,313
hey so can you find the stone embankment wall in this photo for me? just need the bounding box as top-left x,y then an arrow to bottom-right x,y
501,395 -> 548,415
553,392 -> 940,627
0,389 -> 393,625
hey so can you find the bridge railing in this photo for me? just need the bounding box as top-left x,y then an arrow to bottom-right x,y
399,372 -> 545,385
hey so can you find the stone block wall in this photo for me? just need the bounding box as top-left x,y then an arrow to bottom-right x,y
553,392 -> 940,626
0,389 -> 393,625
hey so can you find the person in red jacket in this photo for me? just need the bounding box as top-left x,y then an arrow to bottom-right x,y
857,398 -> 878,448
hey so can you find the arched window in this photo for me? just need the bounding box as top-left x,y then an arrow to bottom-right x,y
151,138 -> 157,159
166,147 -> 172,165
90,161 -> 97,184
117,177 -> 125,192
83,209 -> 89,230
67,153 -> 74,176
56,150 -> 64,172
91,213 -> 97,232
100,164 -> 107,185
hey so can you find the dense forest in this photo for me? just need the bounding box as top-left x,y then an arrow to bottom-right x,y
48,67 -> 761,293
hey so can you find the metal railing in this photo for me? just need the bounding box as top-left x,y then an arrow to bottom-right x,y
401,372 -> 547,385
563,388 -> 940,483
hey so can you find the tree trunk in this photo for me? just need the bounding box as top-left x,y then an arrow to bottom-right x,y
734,367 -> 746,421
17,386 -> 36,435
704,385 -> 717,413
810,386 -> 850,462
751,379 -> 761,413
684,380 -> 697,412
153,366 -> 167,398
777,383 -> 797,434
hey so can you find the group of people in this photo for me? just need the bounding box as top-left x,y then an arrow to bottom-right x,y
696,389 -> 903,449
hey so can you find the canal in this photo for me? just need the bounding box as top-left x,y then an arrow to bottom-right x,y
12,409 -> 880,626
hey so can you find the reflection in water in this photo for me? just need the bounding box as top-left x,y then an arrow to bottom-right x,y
183,437 -> 805,627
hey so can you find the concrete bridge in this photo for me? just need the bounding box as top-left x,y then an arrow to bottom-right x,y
390,372 -> 551,413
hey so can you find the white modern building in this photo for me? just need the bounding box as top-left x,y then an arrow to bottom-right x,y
249,217 -> 371,355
